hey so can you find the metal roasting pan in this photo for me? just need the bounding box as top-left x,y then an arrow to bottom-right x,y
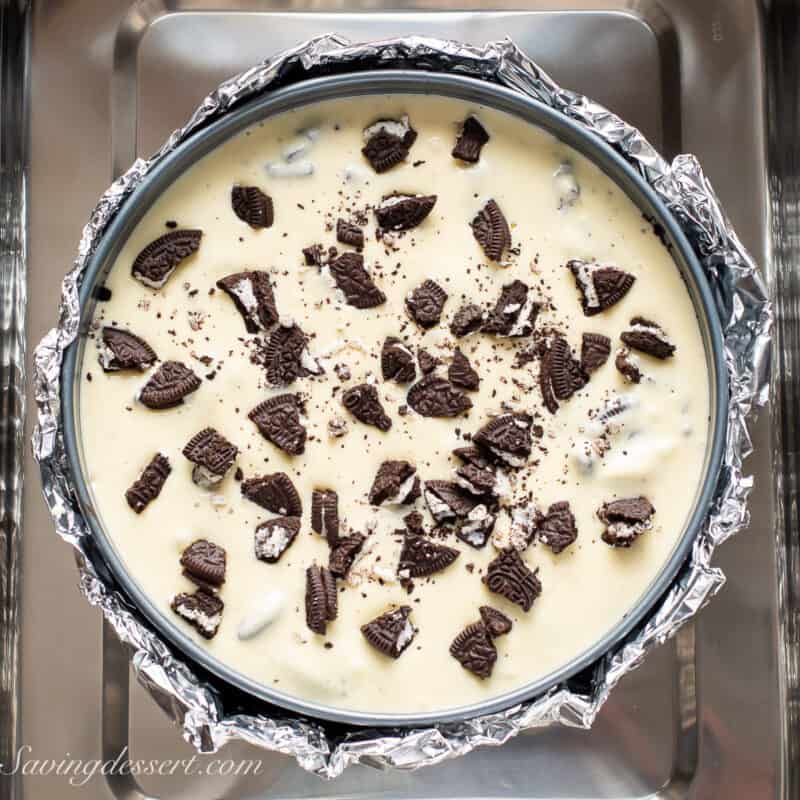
59,70 -> 728,728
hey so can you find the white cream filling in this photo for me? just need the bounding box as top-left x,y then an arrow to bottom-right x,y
266,160 -> 314,178
395,619 -> 416,651
237,590 -> 284,640
192,464 -> 227,488
363,115 -> 411,142
175,601 -> 221,635
424,488 -> 456,521
573,261 -> 600,309
255,524 -> 291,560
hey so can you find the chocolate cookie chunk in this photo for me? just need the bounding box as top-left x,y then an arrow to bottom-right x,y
241,473 -> 302,516
456,504 -> 497,549
471,199 -> 511,262
216,270 -> 278,333
231,185 -> 274,229
450,303 -> 485,337
336,218 -> 364,250
374,193 -> 437,231
328,533 -> 366,578
453,446 -> 493,470
305,565 -> 337,635
450,622 -> 497,678
138,361 -> 201,409
455,463 -> 497,496
182,428 -> 238,487
302,244 -> 326,267
368,460 -> 420,506
473,413 -> 533,468
407,375 -> 472,418
406,279 -> 448,329
263,323 -> 322,386
311,489 -> 340,546
328,252 -> 386,308
537,501 -> 577,554
449,348 -> 480,391
180,539 -> 226,588
539,336 -> 587,414
132,229 -> 202,288
620,317 -> 676,359
598,496 -> 655,547
125,453 -> 171,514
342,383 -> 392,431
568,260 -> 635,316
171,588 -> 223,639
361,116 -> 417,173
248,394 -> 306,456
99,327 -> 157,371
452,116 -> 490,163
483,549 -> 542,611
483,280 -> 539,337
399,534 -> 459,578
424,480 -> 480,522
417,348 -> 439,374
361,606 -> 416,658
381,337 -> 416,383
479,605 -> 513,637
615,347 -> 642,383
580,332 -> 612,374
254,516 -> 301,563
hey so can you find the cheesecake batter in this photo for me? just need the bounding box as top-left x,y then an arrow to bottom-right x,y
78,93 -> 711,715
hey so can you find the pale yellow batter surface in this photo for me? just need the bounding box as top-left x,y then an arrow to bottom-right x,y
78,94 -> 710,715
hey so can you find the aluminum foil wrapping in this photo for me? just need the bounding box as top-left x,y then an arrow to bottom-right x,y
32,35 -> 772,778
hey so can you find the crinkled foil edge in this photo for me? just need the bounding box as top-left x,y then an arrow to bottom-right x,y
31,35 -> 772,778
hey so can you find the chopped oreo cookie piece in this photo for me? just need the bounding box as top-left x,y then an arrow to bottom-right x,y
241,473 -> 302,516
403,510 -> 427,535
182,428 -> 238,487
361,606 -> 416,658
417,348 -> 439,374
483,280 -> 539,337
615,347 -> 642,383
580,332 -> 612,374
450,622 -> 497,678
539,336 -> 587,414
311,489 -> 340,546
99,327 -> 157,371
305,565 -> 337,635
537,501 -> 577,554
138,361 -> 201,409
452,116 -> 490,163
399,534 -> 459,578
368,460 -> 420,506
424,480 -> 480,523
407,375 -> 472,418
473,413 -> 533,468
598,496 -> 655,547
342,383 -> 392,431
216,270 -> 278,333
568,259 -> 635,316
456,504 -> 496,549
454,463 -> 497,497
303,244 -> 325,267
374,193 -> 437,231
406,279 -> 448,329
125,453 -> 171,514
479,605 -> 513,637
231,185 -> 274,229
453,445 -> 493,470
483,549 -> 542,611
336,218 -> 364,250
620,317 -> 676,359
470,199 -> 511,262
132,229 -> 202,289
450,303 -> 485,337
448,348 -> 480,391
263,322 -> 322,386
328,252 -> 386,308
180,539 -> 226,588
248,393 -> 306,456
381,337 -> 416,383
254,516 -> 300,563
171,588 -> 223,639
361,116 -> 417,173
329,533 -> 366,578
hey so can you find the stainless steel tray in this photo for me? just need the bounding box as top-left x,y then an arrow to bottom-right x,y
6,0 -> 794,797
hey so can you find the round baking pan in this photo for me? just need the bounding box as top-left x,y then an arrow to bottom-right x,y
62,70 -> 729,728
